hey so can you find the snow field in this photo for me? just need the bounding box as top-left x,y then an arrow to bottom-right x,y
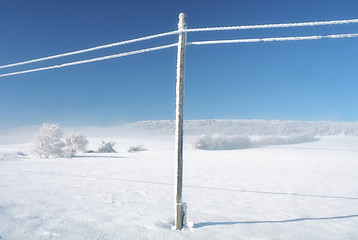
1,124 -> 358,239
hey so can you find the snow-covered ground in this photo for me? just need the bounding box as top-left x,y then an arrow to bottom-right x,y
1,120 -> 358,239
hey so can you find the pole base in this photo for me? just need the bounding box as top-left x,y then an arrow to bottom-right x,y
175,202 -> 187,230
175,203 -> 183,230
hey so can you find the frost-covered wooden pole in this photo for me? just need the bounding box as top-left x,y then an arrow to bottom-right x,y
174,12 -> 187,231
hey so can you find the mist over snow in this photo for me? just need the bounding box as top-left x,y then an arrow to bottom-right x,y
1,119 -> 358,145
127,119 -> 358,136
1,119 -> 358,153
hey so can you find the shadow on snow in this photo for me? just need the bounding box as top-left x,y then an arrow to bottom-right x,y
6,170 -> 358,201
193,214 -> 358,228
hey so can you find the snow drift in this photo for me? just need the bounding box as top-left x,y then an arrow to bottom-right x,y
0,150 -> 27,161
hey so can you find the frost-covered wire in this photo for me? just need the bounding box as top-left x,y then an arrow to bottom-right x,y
2,18 -> 358,71
187,33 -> 358,46
2,17 -> 358,77
2,18 -> 357,70
0,43 -> 177,78
0,30 -> 179,70
185,18 -> 358,33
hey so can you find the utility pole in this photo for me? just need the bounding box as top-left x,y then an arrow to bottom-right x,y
174,12 -> 187,231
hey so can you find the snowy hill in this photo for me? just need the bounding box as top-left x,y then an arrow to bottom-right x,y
127,119 -> 358,136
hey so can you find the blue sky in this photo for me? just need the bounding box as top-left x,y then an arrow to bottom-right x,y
1,0 -> 358,130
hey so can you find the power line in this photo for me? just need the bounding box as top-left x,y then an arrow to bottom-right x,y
2,32 -> 358,78
0,43 -> 177,78
185,18 -> 358,33
187,33 -> 358,46
1,18 -> 358,78
0,30 -> 179,70
2,18 -> 358,70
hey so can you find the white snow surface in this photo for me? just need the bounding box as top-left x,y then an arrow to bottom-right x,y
1,120 -> 358,239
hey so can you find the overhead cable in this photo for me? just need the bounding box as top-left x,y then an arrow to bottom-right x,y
187,33 -> 358,46
0,43 -> 177,78
0,30 -> 179,70
184,18 -> 358,33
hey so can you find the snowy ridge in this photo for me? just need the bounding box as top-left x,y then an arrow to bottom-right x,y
128,119 -> 358,136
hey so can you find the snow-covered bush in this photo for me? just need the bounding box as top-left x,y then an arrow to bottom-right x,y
97,141 -> 117,153
193,135 -> 252,150
193,133 -> 318,150
63,134 -> 89,158
63,145 -> 76,159
34,123 -> 65,158
128,145 -> 147,153
34,123 -> 90,159
254,133 -> 317,146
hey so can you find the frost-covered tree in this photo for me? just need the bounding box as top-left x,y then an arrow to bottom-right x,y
97,141 -> 117,153
34,123 -> 65,158
63,134 -> 89,158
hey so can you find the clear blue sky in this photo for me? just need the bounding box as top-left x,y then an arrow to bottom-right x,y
1,0 -> 358,130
